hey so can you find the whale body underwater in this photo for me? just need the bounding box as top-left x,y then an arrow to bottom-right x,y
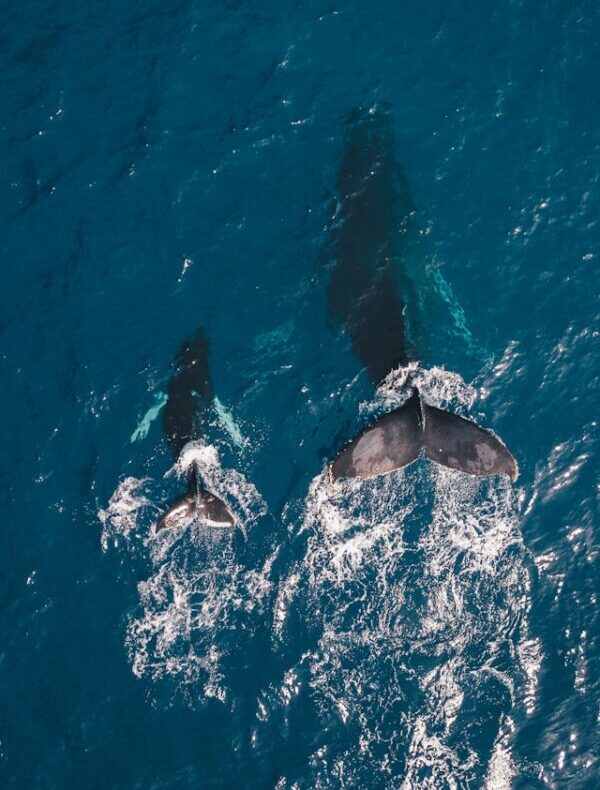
156,331 -> 235,533
155,108 -> 517,533
326,109 -> 517,482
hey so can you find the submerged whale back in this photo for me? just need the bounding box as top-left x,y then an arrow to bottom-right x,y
327,109 -> 414,384
326,109 -> 518,481
162,330 -> 214,459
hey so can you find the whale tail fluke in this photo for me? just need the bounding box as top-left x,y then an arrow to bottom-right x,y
421,401 -> 518,480
329,390 -> 518,482
155,472 -> 236,534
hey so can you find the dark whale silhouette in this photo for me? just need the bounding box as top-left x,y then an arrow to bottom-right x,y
156,330 -> 235,533
327,109 -> 517,481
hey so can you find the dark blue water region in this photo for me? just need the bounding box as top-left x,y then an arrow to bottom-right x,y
1,0 -> 599,787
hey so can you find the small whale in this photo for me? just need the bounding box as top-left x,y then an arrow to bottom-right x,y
326,109 -> 517,482
156,330 -> 235,533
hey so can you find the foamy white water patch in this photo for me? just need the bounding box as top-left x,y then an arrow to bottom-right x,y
484,718 -> 517,790
127,534 -> 273,703
363,361 -> 479,415
266,366 -> 534,787
99,476 -> 152,551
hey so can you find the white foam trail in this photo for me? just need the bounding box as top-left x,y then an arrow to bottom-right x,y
99,477 -> 152,551
100,441 -> 270,704
127,536 -> 273,703
484,718 -> 517,790
266,365 -> 534,787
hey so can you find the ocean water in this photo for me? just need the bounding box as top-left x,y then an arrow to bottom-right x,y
1,1 -> 599,788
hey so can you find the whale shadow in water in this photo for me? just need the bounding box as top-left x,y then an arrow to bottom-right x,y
156,330 -> 235,533
326,108 -> 517,481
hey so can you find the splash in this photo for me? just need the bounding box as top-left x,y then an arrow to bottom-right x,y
367,362 -> 479,414
265,366 -> 534,787
99,476 -> 152,551
127,533 -> 273,704
101,441 -> 270,704
484,718 -> 517,790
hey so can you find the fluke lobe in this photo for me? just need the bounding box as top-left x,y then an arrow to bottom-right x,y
327,109 -> 517,482
156,331 -> 235,533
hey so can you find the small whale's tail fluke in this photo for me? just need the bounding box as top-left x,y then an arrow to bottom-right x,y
156,469 -> 236,534
329,390 -> 518,482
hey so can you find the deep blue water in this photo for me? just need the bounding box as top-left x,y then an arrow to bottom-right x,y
1,1 -> 599,787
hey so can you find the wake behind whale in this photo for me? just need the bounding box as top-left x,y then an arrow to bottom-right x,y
258,109 -> 531,787
266,452 -> 531,788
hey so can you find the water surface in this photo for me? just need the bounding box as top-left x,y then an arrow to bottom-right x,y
1,1 -> 598,787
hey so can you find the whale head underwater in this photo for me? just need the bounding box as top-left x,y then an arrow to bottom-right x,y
326,108 -> 518,482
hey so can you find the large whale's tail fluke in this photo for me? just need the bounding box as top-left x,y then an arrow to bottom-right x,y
421,400 -> 518,479
155,469 -> 236,534
328,390 -> 518,482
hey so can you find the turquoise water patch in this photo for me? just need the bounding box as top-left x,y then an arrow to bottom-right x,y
214,396 -> 248,449
428,264 -> 488,362
130,392 -> 168,443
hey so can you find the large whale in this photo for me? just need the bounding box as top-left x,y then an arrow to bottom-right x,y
327,109 -> 517,481
156,330 -> 235,533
